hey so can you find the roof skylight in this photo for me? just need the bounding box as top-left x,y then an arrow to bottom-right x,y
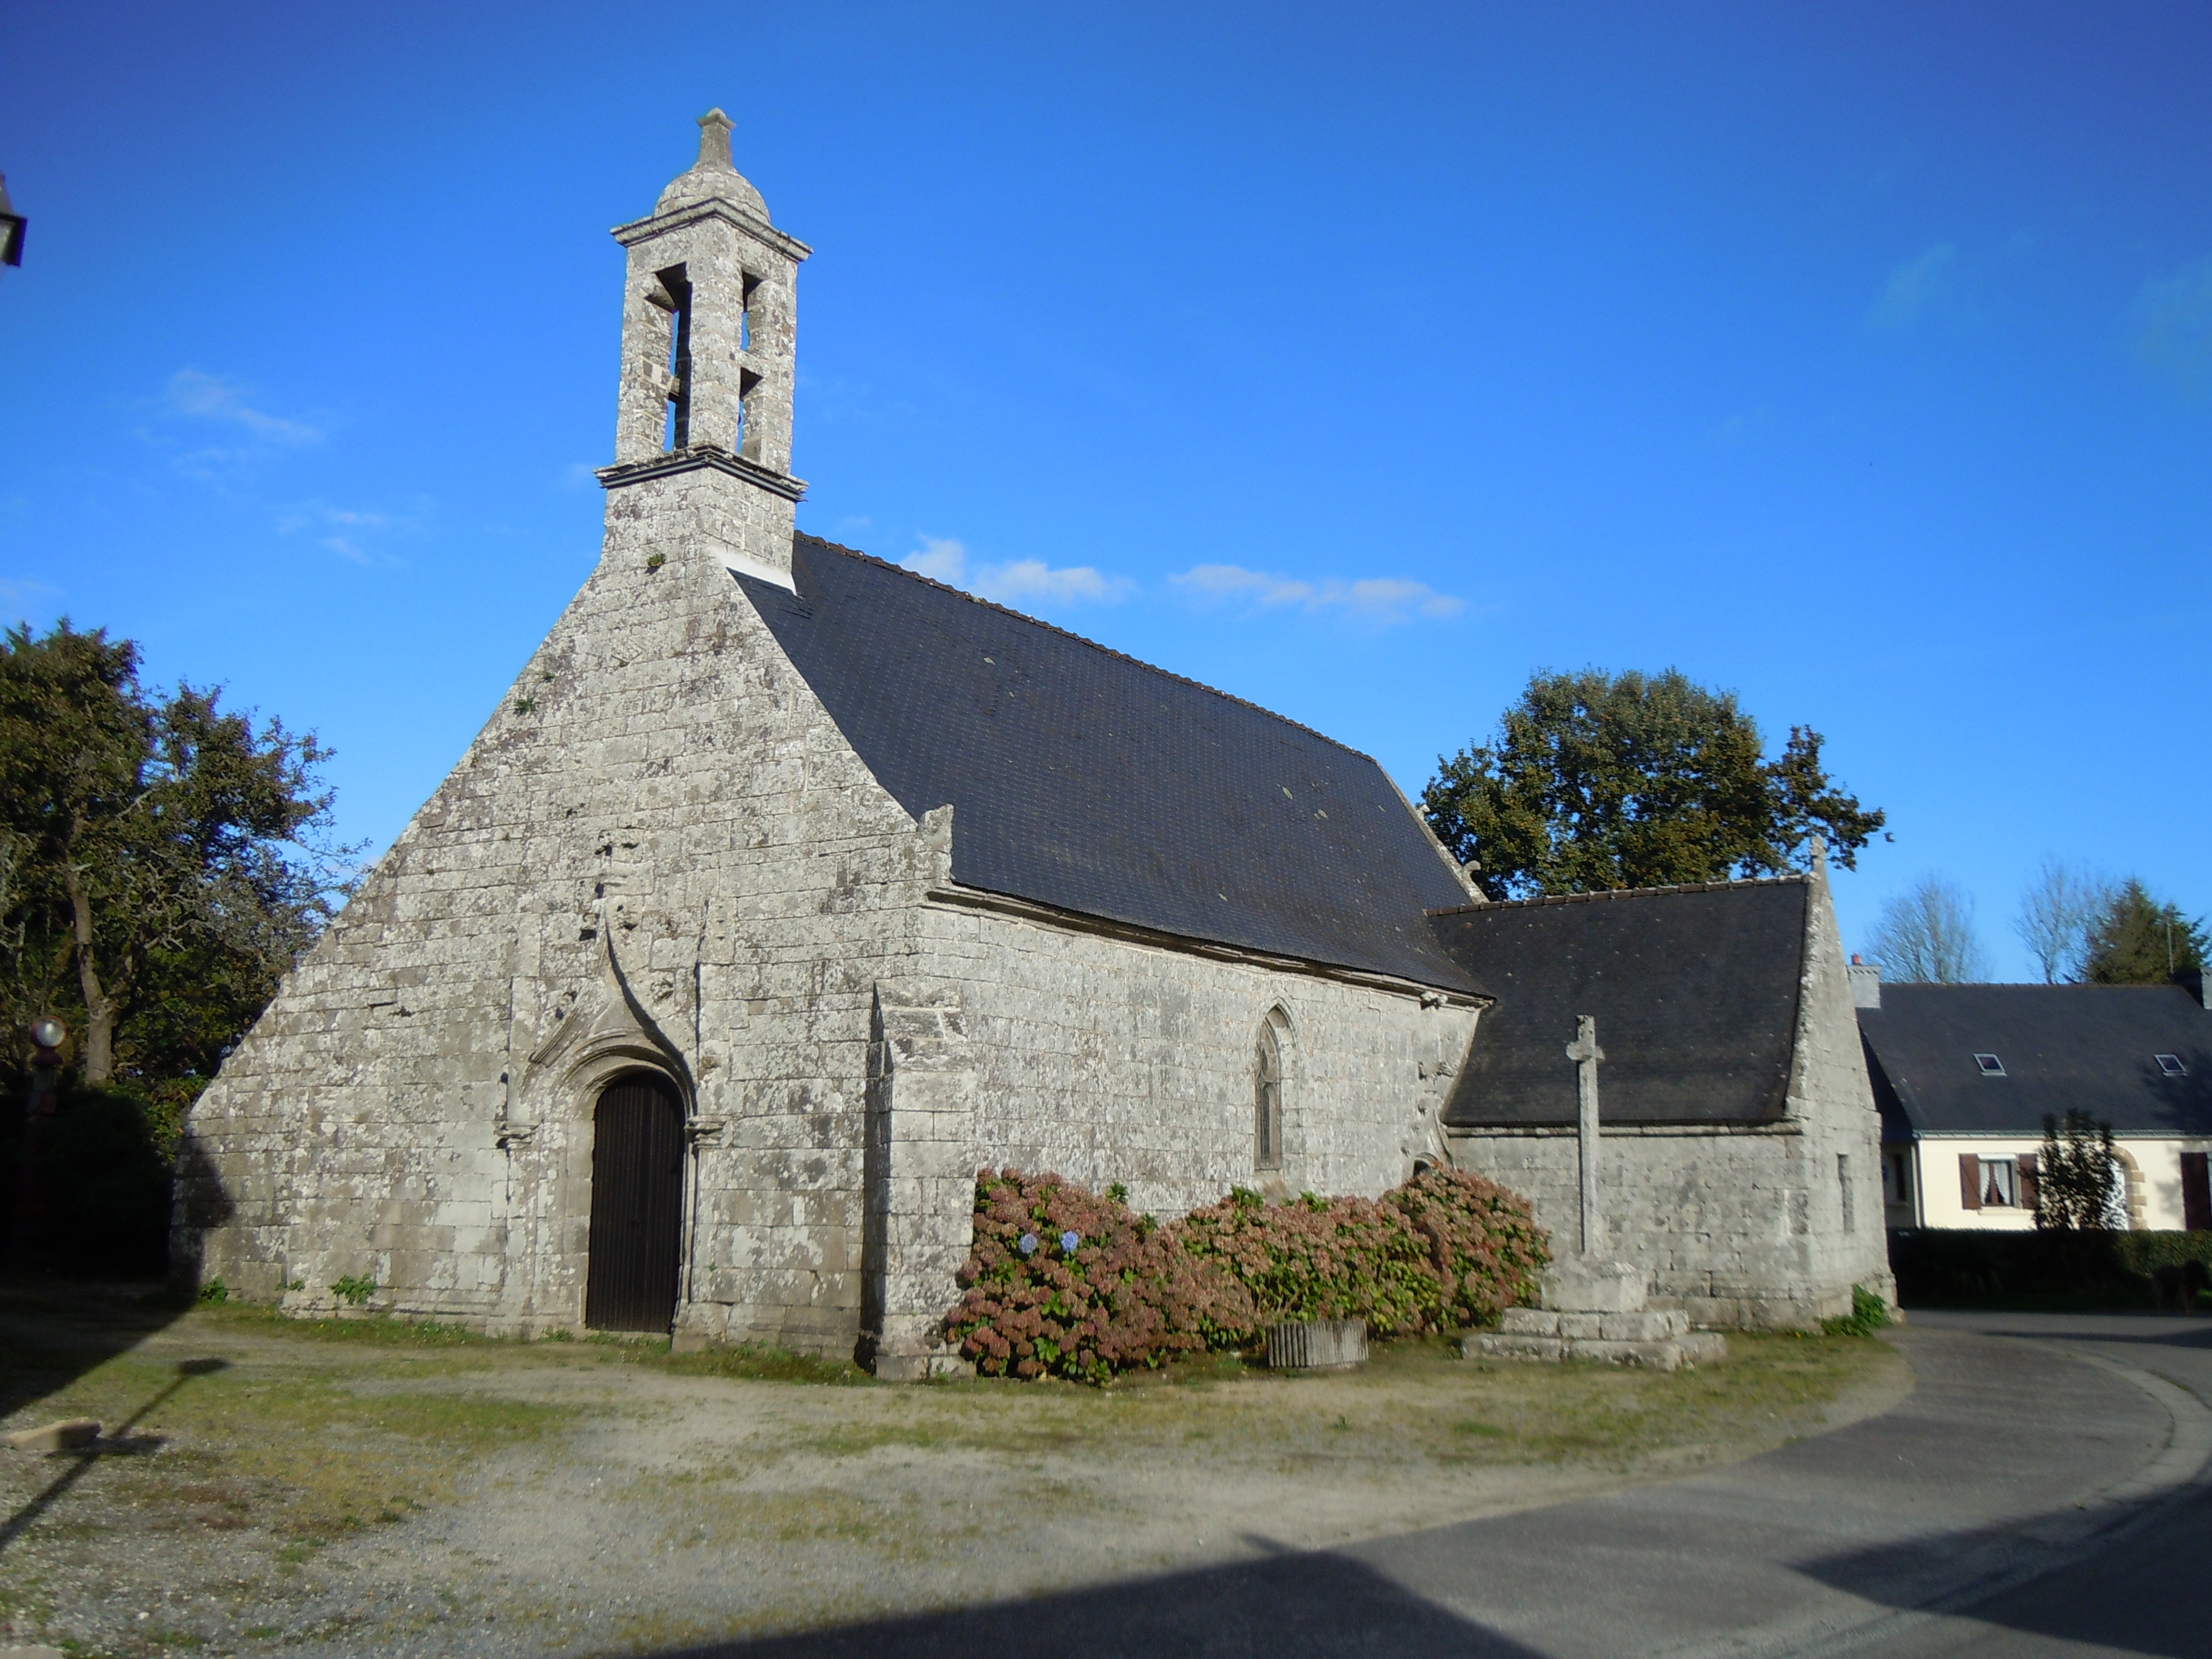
1973,1053 -> 2006,1077
2155,1053 -> 2187,1077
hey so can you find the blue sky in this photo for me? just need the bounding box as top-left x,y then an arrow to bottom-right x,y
3,2 -> 2207,978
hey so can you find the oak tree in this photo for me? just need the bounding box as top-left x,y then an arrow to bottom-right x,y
1421,668 -> 1885,900
0,622 -> 352,1099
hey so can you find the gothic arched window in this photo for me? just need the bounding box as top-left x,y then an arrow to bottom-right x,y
1254,1011 -> 1286,1172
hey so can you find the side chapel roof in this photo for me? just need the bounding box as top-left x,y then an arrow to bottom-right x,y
733,535 -> 1485,994
1859,983 -> 2212,1139
1431,880 -> 1811,1126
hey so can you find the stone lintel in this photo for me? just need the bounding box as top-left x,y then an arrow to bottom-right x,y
595,446 -> 807,501
610,199 -> 814,263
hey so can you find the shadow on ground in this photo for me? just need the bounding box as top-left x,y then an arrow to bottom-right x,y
1794,1478 -> 2212,1659
1965,1322 -> 2212,1351
650,1320 -> 2212,1659
0,1277 -> 191,1425
668,1545 -> 1549,1659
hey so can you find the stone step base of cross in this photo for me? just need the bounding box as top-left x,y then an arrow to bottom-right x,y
1463,1308 -> 1728,1372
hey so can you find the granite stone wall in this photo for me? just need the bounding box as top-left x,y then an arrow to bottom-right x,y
175,464 -> 1473,1363
176,469 -> 918,1344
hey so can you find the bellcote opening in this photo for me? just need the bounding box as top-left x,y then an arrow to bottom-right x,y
606,110 -> 811,481
646,264 -> 693,451
738,369 -> 762,459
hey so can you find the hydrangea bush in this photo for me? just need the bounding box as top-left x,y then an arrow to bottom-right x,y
945,1165 -> 1548,1383
946,1169 -> 1256,1384
1179,1167 -> 1549,1335
1383,1165 -> 1553,1327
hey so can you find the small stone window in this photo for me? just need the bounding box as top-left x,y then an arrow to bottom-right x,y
1254,1011 -> 1286,1172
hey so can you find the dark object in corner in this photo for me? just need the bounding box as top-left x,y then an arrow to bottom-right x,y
2152,1261 -> 2210,1313
0,172 -> 23,267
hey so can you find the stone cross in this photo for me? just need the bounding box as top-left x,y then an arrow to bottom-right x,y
1565,1014 -> 1604,1254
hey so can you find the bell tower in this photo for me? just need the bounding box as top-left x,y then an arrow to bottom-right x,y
596,110 -> 811,588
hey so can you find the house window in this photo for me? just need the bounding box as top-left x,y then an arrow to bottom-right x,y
1974,1053 -> 2006,1077
2155,1053 -> 2187,1077
1254,1012 -> 1285,1172
1981,1157 -> 2019,1207
1838,1153 -> 1855,1233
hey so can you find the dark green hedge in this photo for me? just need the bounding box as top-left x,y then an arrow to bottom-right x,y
2,1086 -> 175,1275
1888,1227 -> 2212,1307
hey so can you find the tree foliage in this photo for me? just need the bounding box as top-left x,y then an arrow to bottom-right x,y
2081,878 -> 2206,986
0,621 -> 354,1118
2035,1110 -> 2121,1231
1868,876 -> 1988,984
1420,668 -> 1885,900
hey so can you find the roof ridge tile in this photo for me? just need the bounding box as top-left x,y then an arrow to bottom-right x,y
1426,874 -> 1810,918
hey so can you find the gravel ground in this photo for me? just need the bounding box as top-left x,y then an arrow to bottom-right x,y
0,1286 -> 1908,1659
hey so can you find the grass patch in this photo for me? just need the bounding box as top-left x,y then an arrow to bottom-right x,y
1,1335 -> 574,1547
198,1301 -> 494,1349
646,1342 -> 874,1387
1821,1285 -> 1893,1337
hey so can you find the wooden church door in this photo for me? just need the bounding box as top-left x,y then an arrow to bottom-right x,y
584,1075 -> 685,1332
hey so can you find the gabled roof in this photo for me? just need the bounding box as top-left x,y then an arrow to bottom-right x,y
733,536 -> 1484,993
1430,880 -> 1810,1126
1859,983 -> 2212,1138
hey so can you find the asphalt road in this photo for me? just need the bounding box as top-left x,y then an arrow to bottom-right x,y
684,1311 -> 2212,1659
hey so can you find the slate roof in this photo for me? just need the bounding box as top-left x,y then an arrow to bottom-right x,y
1429,880 -> 1810,1126
1859,984 -> 2212,1139
733,535 -> 1484,993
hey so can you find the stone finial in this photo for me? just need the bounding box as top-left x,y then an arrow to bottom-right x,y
695,108 -> 736,174
1810,835 -> 1829,878
654,107 -> 769,220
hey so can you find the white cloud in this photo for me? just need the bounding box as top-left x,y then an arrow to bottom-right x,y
901,536 -> 1136,607
904,534 -> 971,585
274,500 -> 421,568
0,576 -> 61,611
1170,563 -> 1464,624
2134,257 -> 2212,396
163,370 -> 322,446
1866,242 -> 1957,332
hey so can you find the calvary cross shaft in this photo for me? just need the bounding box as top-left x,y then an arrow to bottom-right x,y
1565,1014 -> 1604,1255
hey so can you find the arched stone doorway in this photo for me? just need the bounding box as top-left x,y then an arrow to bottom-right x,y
584,1072 -> 685,1332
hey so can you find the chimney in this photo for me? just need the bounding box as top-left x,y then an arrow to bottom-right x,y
1849,954 -> 1881,1010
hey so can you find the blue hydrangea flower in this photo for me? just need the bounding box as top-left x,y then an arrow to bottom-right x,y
1061,1230 -> 1080,1253
1018,1232 -> 1038,1255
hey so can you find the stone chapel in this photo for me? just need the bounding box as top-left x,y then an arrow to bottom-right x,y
175,114 -> 1892,1373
